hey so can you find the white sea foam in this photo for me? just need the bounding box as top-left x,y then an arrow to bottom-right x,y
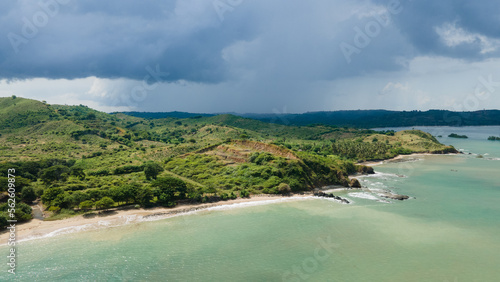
358,172 -> 405,180
140,197 -> 317,222
13,197 -> 315,244
346,192 -> 392,204
207,197 -> 314,211
377,199 -> 392,203
364,187 -> 386,193
321,188 -> 351,194
363,181 -> 389,191
19,224 -> 99,243
314,196 -> 352,204
348,192 -> 379,201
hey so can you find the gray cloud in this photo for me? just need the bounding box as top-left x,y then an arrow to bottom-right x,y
1,0 -> 500,113
1,0 -> 257,82
1,0 -> 498,83
379,0 -> 500,59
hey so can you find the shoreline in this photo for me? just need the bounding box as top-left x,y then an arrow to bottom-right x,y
0,194 -> 313,245
357,152 -> 454,166
1,153 -> 458,245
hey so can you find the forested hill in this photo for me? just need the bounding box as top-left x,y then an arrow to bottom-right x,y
122,111 -> 215,119
121,109 -> 500,128
0,97 -> 456,226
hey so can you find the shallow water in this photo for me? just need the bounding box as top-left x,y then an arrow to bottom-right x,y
1,126 -> 499,281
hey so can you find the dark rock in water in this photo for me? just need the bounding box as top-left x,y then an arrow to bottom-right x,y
349,178 -> 362,188
358,166 -> 375,174
313,192 -> 350,204
393,195 -> 409,200
432,146 -> 459,154
380,193 -> 410,200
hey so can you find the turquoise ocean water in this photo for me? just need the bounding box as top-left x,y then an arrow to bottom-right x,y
1,126 -> 500,281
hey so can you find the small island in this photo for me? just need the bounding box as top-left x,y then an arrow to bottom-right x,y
448,133 -> 468,139
487,136 -> 500,141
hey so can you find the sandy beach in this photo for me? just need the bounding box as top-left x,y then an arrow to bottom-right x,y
0,195 -> 312,244
357,153 -> 436,166
1,153 -> 455,245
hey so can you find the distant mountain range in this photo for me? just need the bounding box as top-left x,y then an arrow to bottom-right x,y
120,109 -> 500,128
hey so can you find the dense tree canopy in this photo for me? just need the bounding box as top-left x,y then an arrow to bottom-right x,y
40,165 -> 70,184
151,177 -> 187,205
144,162 -> 164,180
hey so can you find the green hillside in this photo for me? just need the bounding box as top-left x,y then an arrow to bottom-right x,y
0,97 -> 457,225
0,97 -> 56,130
122,109 -> 500,128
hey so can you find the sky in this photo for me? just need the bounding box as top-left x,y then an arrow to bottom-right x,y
1,0 -> 500,113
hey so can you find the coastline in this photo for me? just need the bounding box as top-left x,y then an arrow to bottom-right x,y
1,153 -> 459,245
0,194 -> 313,245
357,152 -> 445,166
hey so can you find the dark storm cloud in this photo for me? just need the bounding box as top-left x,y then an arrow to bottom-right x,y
0,0 -> 257,82
374,0 -> 500,59
453,0 -> 500,40
1,0 -> 500,83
